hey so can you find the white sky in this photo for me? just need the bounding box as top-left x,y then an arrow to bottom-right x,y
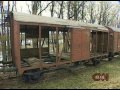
3,1 -> 51,17
2,1 -> 120,17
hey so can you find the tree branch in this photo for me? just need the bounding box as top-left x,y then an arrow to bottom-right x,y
26,1 -> 31,14
38,1 -> 52,15
69,1 -> 87,20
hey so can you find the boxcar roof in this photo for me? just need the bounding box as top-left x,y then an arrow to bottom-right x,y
12,12 -> 108,31
108,26 -> 120,32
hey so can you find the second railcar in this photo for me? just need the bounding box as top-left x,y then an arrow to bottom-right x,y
106,26 -> 120,59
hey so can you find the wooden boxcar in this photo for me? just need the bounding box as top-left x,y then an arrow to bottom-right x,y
106,26 -> 120,57
82,25 -> 109,64
9,12 -> 111,82
10,12 -> 91,76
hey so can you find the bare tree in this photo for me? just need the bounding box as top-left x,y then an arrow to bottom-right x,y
38,1 -> 52,15
26,1 -> 32,14
87,1 -> 96,23
32,1 -> 40,14
66,1 -> 87,21
58,1 -> 64,19
97,1 -> 120,26
50,1 -> 55,17
26,1 -> 52,15
81,1 -> 85,21
67,1 -> 71,19
11,1 -> 17,12
25,1 -> 120,27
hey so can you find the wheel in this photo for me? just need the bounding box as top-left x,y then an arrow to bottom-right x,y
92,59 -> 100,66
108,57 -> 112,61
74,61 -> 79,66
92,59 -> 96,66
22,69 -> 43,83
22,74 -> 33,82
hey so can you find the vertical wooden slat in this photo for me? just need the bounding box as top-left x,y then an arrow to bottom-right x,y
81,30 -> 82,60
90,31 -> 92,53
102,32 -> 104,53
96,31 -> 97,55
63,31 -> 65,52
48,30 -> 49,54
13,21 -> 21,74
117,33 -> 118,51
25,26 -> 26,48
70,28 -> 73,62
71,28 -> 81,61
10,14 -> 14,62
39,25 -> 42,69
107,32 -> 109,53
56,27 -> 59,65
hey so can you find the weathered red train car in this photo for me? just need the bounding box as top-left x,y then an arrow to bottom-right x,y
10,12 -> 91,75
106,26 -> 120,59
9,12 -> 110,82
83,24 -> 109,65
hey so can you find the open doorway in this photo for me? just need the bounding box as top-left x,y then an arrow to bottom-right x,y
20,25 -> 40,67
90,30 -> 108,56
19,25 -> 71,68
41,26 -> 71,64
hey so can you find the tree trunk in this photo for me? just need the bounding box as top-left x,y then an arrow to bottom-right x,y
67,1 -> 71,19
51,1 -> 55,17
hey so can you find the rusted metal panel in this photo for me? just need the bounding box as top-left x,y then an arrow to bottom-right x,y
71,29 -> 82,61
106,26 -> 120,53
12,20 -> 22,74
82,30 -> 90,60
71,28 -> 90,61
114,32 -> 118,52
116,32 -> 120,52
39,25 -> 43,69
10,19 -> 14,64
118,32 -> 120,51
106,27 -> 115,53
103,33 -> 109,53
56,27 -> 59,66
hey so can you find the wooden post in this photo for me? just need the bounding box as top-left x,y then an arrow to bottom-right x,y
93,32 -> 96,54
52,31 -> 55,53
48,30 -> 49,54
7,1 -> 10,61
6,4 -> 11,62
96,31 -> 97,55
67,30 -> 70,52
37,38 -> 38,48
58,31 -> 59,53
25,33 -> 26,48
107,32 -> 109,53
21,32 -> 22,48
117,33 -> 119,52
58,29 -> 70,63
39,25 -> 42,69
41,38 -> 45,47
63,31 -> 65,52
25,26 -> 27,48
90,31 -> 92,53
56,27 -> 59,64
102,32 -> 104,53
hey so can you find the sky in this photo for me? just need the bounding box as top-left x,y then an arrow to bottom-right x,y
2,1 -> 120,17
3,1 -> 51,17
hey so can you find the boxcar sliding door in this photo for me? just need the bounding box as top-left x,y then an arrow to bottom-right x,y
81,30 -> 90,60
71,28 -> 90,62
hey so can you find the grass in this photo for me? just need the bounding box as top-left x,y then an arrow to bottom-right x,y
1,56 -> 120,89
